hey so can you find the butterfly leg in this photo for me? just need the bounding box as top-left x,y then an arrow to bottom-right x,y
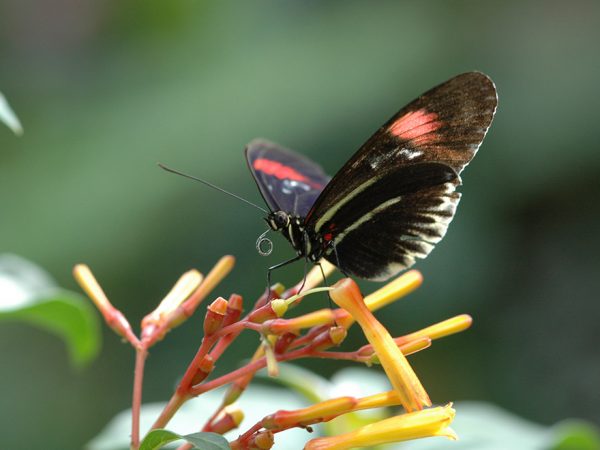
314,260 -> 334,306
315,261 -> 328,288
266,254 -> 303,299
295,256 -> 311,295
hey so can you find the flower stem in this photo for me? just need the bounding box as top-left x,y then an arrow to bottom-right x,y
151,335 -> 217,431
151,391 -> 189,430
131,346 -> 148,450
190,347 -> 307,396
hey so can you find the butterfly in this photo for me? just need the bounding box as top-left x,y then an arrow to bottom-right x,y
245,72 -> 497,282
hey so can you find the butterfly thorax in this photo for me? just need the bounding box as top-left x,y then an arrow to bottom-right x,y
266,211 -> 325,262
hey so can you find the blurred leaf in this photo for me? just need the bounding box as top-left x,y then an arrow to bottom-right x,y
272,365 -> 393,436
269,363 -> 332,403
139,429 -> 228,450
0,254 -> 100,367
0,91 -> 23,135
550,420 -> 600,450
403,401 -> 555,450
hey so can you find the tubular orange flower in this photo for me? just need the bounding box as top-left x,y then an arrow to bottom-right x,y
141,269 -> 203,334
358,336 -> 432,363
398,314 -> 473,344
305,404 -> 457,450
175,255 -> 235,317
309,326 -> 347,351
203,297 -> 229,336
205,406 -> 244,434
263,397 -> 358,429
330,278 -> 431,412
247,430 -> 274,450
352,390 -> 403,410
222,293 -> 243,327
262,269 -> 423,334
73,264 -> 139,346
364,269 -> 423,311
249,299 -> 288,323
141,256 -> 235,346
265,309 -> 337,334
190,354 -> 214,385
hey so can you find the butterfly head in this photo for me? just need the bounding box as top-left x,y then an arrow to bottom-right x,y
266,210 -> 290,231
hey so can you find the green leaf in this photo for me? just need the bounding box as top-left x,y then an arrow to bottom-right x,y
179,432 -> 230,450
139,429 -> 181,450
550,420 -> 600,450
0,91 -> 23,135
0,254 -> 101,367
140,429 -> 229,450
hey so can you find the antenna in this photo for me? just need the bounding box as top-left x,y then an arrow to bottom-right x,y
158,163 -> 268,214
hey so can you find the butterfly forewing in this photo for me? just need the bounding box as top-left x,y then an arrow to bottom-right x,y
306,72 -> 497,280
245,139 -> 330,216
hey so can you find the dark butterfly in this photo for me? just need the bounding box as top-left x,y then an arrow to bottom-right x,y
246,72 -> 497,281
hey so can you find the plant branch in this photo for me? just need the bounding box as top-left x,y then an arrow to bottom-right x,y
190,347 -> 308,396
131,346 -> 148,450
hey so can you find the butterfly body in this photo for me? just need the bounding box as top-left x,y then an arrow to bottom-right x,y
265,211 -> 321,261
248,72 -> 497,281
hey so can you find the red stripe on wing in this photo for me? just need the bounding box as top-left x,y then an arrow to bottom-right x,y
253,158 -> 323,189
388,109 -> 442,144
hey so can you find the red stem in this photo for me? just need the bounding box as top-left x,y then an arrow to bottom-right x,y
131,346 -> 148,449
150,335 -> 217,431
216,320 -> 261,338
310,350 -> 364,361
190,347 -> 308,396
233,422 -> 263,448
289,325 -> 329,349
177,335 -> 217,393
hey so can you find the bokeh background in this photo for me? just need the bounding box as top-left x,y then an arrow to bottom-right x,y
1,1 -> 599,448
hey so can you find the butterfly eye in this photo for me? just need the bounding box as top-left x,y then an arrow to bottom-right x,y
273,211 -> 289,229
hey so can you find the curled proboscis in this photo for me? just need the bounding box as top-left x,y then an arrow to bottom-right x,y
256,230 -> 273,256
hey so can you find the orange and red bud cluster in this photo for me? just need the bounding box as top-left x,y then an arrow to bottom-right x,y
264,397 -> 358,430
204,297 -> 228,335
245,430 -> 274,450
223,294 -> 243,327
239,271 -> 466,448
75,255 -> 469,450
205,406 -> 244,435
248,298 -> 288,323
73,264 -> 139,347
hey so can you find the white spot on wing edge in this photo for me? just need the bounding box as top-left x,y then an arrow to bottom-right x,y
398,148 -> 423,160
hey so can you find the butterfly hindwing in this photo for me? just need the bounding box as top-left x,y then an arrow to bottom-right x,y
326,179 -> 461,280
245,139 -> 330,216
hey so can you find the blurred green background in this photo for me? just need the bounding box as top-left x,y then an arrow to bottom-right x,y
1,0 -> 599,448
